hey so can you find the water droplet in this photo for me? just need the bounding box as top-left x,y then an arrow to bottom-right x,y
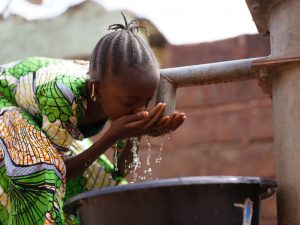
113,144 -> 118,171
146,136 -> 152,166
138,176 -> 146,180
155,135 -> 164,164
167,131 -> 172,140
128,137 -> 141,183
144,167 -> 152,176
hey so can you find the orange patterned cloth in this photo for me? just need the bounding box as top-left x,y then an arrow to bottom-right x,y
0,57 -> 126,225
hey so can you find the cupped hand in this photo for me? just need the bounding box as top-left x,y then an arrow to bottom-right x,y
105,103 -> 166,141
147,111 -> 186,137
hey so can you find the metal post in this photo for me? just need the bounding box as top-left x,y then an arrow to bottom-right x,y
268,1 -> 300,224
156,1 -> 300,224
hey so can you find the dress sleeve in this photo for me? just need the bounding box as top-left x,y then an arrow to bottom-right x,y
36,76 -> 87,151
1,57 -> 89,151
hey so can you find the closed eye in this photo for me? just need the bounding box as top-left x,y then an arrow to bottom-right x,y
123,100 -> 138,107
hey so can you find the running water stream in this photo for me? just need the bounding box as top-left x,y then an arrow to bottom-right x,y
128,137 -> 141,182
113,134 -> 171,183
144,136 -> 152,176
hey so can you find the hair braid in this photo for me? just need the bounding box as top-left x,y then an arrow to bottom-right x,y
89,12 -> 158,81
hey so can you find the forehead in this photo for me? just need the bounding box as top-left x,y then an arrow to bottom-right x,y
105,67 -> 159,94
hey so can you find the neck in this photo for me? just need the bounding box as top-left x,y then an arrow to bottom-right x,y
79,85 -> 107,127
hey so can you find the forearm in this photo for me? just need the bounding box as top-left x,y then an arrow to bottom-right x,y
64,133 -> 116,181
116,141 -> 133,177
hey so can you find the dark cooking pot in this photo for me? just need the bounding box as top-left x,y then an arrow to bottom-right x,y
64,176 -> 277,225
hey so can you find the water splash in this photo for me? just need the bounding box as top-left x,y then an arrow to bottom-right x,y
167,132 -> 171,140
127,133 -> 171,183
113,144 -> 118,171
123,159 -> 128,174
155,135 -> 164,164
138,175 -> 146,180
144,136 -> 152,177
155,132 -> 171,164
146,136 -> 152,166
128,137 -> 141,183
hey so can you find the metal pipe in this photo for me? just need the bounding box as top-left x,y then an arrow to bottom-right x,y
157,57 -> 266,115
160,57 -> 264,87
155,76 -> 177,115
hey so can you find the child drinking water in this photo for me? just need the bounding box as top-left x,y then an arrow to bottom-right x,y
0,14 -> 185,224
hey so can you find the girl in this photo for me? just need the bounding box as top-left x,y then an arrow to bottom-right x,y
0,14 -> 185,224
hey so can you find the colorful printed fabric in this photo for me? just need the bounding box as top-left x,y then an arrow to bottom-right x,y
0,57 -> 126,225
64,139 -> 127,225
0,57 -> 88,151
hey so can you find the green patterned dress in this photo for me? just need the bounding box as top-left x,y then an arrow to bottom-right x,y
0,57 -> 126,225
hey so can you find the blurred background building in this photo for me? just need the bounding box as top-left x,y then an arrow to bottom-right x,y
0,0 -> 275,224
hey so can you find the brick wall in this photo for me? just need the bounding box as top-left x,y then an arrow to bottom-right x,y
141,34 -> 276,224
95,34 -> 277,224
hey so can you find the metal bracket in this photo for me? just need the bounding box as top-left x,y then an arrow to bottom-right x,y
257,66 -> 272,96
252,56 -> 300,97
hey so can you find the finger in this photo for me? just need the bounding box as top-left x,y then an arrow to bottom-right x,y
123,106 -> 166,135
150,126 -> 171,137
149,128 -> 168,137
169,113 -> 186,131
123,111 -> 149,124
158,112 -> 177,129
156,116 -> 169,127
149,113 -> 178,134
148,131 -> 162,137
147,103 -> 165,118
143,103 -> 166,130
150,113 -> 186,136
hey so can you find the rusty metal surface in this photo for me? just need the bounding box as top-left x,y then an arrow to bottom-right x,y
252,56 -> 300,69
252,56 -> 300,95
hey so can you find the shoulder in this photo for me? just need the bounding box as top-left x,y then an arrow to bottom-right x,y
2,57 -> 89,77
2,57 -> 57,77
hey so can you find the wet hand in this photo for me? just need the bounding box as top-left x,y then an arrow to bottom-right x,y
105,103 -> 166,141
147,111 -> 186,137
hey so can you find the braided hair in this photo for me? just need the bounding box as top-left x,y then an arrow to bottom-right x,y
89,13 -> 159,81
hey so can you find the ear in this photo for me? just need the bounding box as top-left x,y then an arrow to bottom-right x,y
88,79 -> 101,97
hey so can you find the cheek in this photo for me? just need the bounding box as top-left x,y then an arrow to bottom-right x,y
104,103 -> 133,121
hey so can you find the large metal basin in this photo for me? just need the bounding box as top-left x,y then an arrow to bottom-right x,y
64,176 -> 277,225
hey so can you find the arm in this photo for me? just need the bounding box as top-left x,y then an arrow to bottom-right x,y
64,131 -> 116,181
65,103 -> 166,181
64,102 -> 187,181
116,111 -> 186,177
